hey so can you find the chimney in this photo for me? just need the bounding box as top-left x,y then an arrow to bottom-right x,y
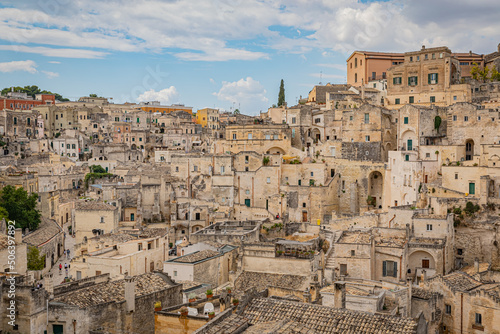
497,43 -> 500,53
333,282 -> 346,309
303,288 -> 312,303
474,258 -> 480,273
14,228 -> 22,244
44,273 -> 54,298
422,45 -> 425,50
420,269 -> 427,287
124,276 -> 135,312
469,51 -> 472,56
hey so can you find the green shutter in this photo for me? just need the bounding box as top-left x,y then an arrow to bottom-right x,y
393,77 -> 397,85
393,261 -> 398,278
382,261 -> 387,276
435,73 -> 438,84
428,73 -> 431,84
415,77 -> 418,85
408,77 -> 411,86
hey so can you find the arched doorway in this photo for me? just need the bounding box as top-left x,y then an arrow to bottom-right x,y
401,130 -> 416,151
409,250 -> 436,280
368,171 -> 383,208
465,139 -> 474,160
311,128 -> 321,142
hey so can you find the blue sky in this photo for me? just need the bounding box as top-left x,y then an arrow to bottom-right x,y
0,0 -> 498,115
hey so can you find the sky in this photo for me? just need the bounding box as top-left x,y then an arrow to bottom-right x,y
0,0 -> 498,115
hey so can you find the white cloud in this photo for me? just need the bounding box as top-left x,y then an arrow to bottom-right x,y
214,77 -> 268,115
0,45 -> 108,59
0,0 -> 499,63
0,60 -> 37,73
136,87 -> 179,105
48,61 -> 61,64
42,70 -> 59,78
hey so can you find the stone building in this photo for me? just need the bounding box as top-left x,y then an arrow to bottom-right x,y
72,200 -> 119,245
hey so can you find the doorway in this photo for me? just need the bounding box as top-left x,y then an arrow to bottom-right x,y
422,259 -> 430,269
302,211 -> 308,222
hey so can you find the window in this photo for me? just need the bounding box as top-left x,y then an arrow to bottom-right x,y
409,56 -> 413,62
405,155 -> 409,161
298,180 -> 301,186
432,53 -> 435,59
195,212 -> 200,220
445,304 -> 451,314
340,264 -> 347,276
408,76 -> 418,86
469,182 -> 475,195
409,96 -> 414,104
245,155 -> 249,163
428,73 -> 438,84
404,117 -> 409,124
266,177 -> 271,184
477,116 -> 481,121
453,95 -> 457,101
430,96 -> 436,103
464,116 -> 468,122
175,166 -> 179,172
138,243 -> 143,251
365,135 -> 370,142
395,98 -> 400,105
355,58 -> 357,68
460,62 -> 469,66
273,134 -> 278,140
372,71 -> 376,80
100,217 -> 105,223
453,115 -> 457,121
455,173 -> 458,179
292,128 -> 295,138
315,118 -> 321,124
232,133 -> 236,140
292,117 -> 296,124
349,115 -> 353,121
193,165 -> 198,172
457,248 -> 463,255
475,313 -> 482,325
265,134 -> 271,140
220,166 -> 225,174
426,224 -> 433,231
355,73 -> 357,83
174,271 -> 177,277
426,153 -> 430,158
245,189 -> 250,195
248,133 -> 252,139
364,113 -> 369,124
351,250 -> 355,256
383,260 -> 397,277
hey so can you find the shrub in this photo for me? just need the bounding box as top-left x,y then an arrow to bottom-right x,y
263,156 -> 270,165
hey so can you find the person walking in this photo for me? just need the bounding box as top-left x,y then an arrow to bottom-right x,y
59,263 -> 62,275
64,263 -> 68,276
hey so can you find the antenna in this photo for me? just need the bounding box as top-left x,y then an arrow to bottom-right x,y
319,71 -> 323,85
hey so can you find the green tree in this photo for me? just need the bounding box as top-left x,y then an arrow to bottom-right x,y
278,79 -> 285,107
90,165 -> 106,173
0,185 -> 41,231
0,206 -> 8,221
233,108 -> 240,114
89,93 -> 98,97
27,246 -> 45,270
1,85 -> 69,101
470,63 -> 490,82
491,66 -> 500,81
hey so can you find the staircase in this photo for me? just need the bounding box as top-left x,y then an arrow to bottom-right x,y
323,230 -> 336,283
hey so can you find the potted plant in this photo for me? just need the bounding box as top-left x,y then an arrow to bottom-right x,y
232,298 -> 239,306
188,293 -> 196,303
179,306 -> 188,316
154,301 -> 162,311
206,289 -> 213,298
208,311 -> 215,319
226,286 -> 232,294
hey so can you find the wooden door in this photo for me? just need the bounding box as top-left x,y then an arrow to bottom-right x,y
302,211 -> 308,222
422,259 -> 430,268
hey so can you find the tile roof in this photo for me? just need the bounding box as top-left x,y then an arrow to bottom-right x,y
0,234 -> 8,251
461,262 -> 490,275
235,271 -> 309,293
203,314 -> 249,334
75,201 -> 117,211
338,231 -> 371,244
243,319 -> 318,334
411,287 -> 435,300
54,273 -> 173,308
320,284 -> 371,297
171,249 -> 220,263
442,272 -> 483,291
241,298 -> 418,334
23,218 -> 62,247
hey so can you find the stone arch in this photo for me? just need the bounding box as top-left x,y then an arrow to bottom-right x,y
465,139 -> 474,160
409,250 -> 436,273
311,128 -> 321,142
368,171 -> 383,208
266,146 -> 285,155
191,224 -> 204,233
401,130 -> 416,151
